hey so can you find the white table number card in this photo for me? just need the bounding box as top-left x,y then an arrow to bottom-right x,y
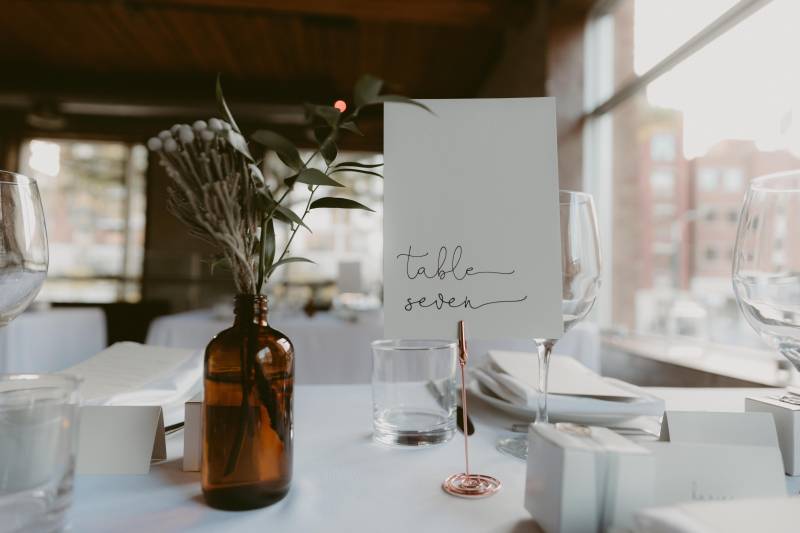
384,98 -> 563,340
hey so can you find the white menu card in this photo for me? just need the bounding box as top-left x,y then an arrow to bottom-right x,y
383,98 -> 563,340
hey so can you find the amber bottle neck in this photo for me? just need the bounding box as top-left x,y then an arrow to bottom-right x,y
233,294 -> 269,327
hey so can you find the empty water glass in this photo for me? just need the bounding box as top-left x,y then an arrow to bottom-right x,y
0,374 -> 81,533
371,339 -> 457,446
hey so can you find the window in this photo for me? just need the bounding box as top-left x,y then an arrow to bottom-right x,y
697,167 -> 719,191
19,138 -> 147,302
585,0 -> 800,346
264,151 -> 382,294
650,133 -> 676,161
650,169 -> 674,195
722,168 -> 744,192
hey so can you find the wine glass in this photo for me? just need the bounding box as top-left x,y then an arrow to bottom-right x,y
733,170 -> 800,403
0,171 -> 48,326
496,190 -> 602,459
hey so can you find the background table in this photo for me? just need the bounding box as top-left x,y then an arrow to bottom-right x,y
0,307 -> 106,373
146,309 -> 601,384
69,386 -> 800,532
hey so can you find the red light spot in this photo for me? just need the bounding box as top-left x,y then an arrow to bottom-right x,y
334,100 -> 347,112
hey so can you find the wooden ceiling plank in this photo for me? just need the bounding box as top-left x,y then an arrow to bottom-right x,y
127,0 -> 504,26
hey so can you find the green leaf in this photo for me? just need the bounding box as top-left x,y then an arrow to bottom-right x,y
333,160 -> 383,169
320,138 -> 337,165
296,168 -> 344,187
275,204 -> 310,231
254,189 -> 276,211
267,256 -> 315,277
353,74 -> 384,107
312,126 -> 338,165
263,218 -> 276,273
310,197 -> 375,212
284,173 -> 298,189
313,126 -> 330,144
271,208 -> 293,225
330,168 -> 382,178
251,130 -> 303,171
215,74 -> 241,133
370,94 -> 433,113
339,121 -> 363,136
224,129 -> 254,162
305,104 -> 341,127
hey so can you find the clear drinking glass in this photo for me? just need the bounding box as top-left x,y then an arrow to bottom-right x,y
733,170 -> 800,404
371,339 -> 458,446
0,171 -> 48,326
0,374 -> 81,533
496,190 -> 602,459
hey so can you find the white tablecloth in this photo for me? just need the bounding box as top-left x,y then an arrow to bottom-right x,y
0,307 -> 107,373
146,309 -> 600,384
68,386 -> 799,533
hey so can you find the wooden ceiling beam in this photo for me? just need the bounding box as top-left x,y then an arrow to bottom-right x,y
0,68 -> 343,108
53,0 -> 531,27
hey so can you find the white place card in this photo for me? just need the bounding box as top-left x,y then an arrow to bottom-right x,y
642,441 -> 787,503
183,392 -> 203,472
746,396 -> 800,475
636,497 -> 800,533
76,405 -> 166,475
383,98 -> 563,340
659,411 -> 780,447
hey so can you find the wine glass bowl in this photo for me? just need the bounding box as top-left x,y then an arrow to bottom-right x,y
559,190 -> 602,333
733,170 -> 800,401
496,190 -> 601,459
0,171 -> 48,326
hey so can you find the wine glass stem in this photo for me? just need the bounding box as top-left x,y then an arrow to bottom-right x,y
535,339 -> 555,424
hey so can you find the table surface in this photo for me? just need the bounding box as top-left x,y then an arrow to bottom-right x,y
69,386 -> 797,532
146,309 -> 601,384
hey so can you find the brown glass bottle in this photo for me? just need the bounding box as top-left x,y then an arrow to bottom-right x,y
202,294 -> 294,510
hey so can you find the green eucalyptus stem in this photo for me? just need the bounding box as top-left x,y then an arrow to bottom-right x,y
256,215 -> 268,294
276,184 -> 318,266
254,148 -> 324,293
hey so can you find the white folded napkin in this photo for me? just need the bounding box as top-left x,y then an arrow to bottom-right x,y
475,352 -> 664,418
634,497 -> 800,533
64,342 -> 203,426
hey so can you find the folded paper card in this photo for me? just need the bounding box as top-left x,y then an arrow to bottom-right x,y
183,392 -> 203,472
63,342 -> 201,474
488,351 -> 638,399
659,410 -> 780,447
636,496 -> 800,533
649,411 -> 787,503
383,97 -> 563,340
746,396 -> 800,475
526,424 -> 654,533
76,405 -> 165,475
642,441 -> 787,504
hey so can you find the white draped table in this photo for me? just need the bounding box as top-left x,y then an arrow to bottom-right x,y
69,386 -> 800,532
0,307 -> 106,373
146,309 -> 601,384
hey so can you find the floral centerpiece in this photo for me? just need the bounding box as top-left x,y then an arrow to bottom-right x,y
146,75 -> 427,510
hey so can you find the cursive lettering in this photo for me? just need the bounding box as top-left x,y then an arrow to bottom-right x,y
396,245 -> 515,281
404,293 -> 528,312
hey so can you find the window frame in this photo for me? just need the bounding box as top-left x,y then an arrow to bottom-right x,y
18,136 -> 148,303
581,0 -> 775,329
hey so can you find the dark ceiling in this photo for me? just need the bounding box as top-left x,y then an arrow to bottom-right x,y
0,0 -> 592,147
